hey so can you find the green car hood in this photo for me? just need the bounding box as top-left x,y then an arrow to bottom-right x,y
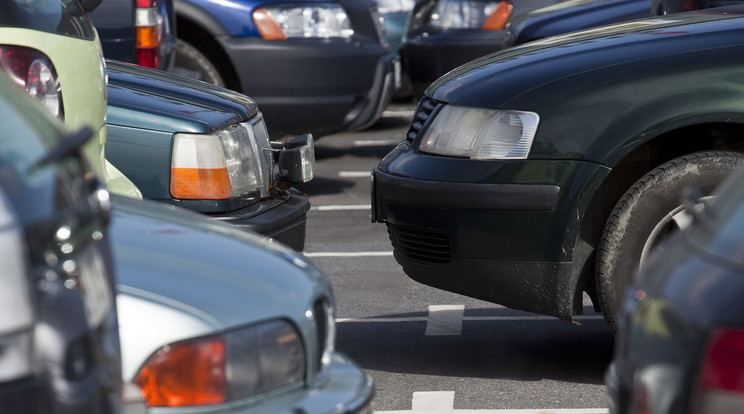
106,60 -> 259,133
429,9 -> 744,108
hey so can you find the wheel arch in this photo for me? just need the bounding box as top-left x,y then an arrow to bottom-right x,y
175,9 -> 241,91
568,119 -> 744,314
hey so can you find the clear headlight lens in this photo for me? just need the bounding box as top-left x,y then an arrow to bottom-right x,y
377,0 -> 415,14
135,319 -> 306,407
429,0 -> 512,30
253,4 -> 354,39
419,105 -> 539,160
170,116 -> 273,200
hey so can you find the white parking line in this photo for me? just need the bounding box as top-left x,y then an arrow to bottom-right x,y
339,171 -> 372,178
378,410 -> 609,414
425,305 -> 465,336
376,392 -> 608,414
354,139 -> 403,146
413,391 -> 455,413
335,315 -> 604,323
304,251 -> 393,257
310,204 -> 371,211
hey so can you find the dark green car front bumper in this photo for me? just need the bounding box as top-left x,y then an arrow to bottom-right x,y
371,146 -> 611,319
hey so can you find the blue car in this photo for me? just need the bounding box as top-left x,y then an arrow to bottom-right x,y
172,0 -> 396,138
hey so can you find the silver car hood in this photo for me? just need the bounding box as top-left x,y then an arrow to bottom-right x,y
109,196 -> 330,380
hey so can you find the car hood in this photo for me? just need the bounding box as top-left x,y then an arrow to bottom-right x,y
110,195 -> 329,379
429,9 -> 744,108
508,0 -> 650,44
106,59 -> 259,133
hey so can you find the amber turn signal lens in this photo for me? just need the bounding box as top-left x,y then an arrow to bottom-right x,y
254,8 -> 287,39
170,167 -> 232,200
482,1 -> 513,30
135,338 -> 227,407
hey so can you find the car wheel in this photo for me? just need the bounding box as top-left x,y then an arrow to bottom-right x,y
596,151 -> 744,334
173,38 -> 224,87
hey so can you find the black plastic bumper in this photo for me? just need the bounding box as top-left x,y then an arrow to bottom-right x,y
210,190 -> 310,251
219,36 -> 396,138
371,167 -> 582,319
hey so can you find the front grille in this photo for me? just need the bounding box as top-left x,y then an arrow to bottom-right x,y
388,224 -> 451,265
406,97 -> 440,142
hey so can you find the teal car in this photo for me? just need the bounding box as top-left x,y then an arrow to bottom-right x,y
104,60 -> 313,251
372,9 -> 744,333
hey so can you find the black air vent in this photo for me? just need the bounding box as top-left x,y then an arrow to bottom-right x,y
388,224 -> 451,265
406,97 -> 440,142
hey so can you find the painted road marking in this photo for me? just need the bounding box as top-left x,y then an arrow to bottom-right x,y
310,204 -> 371,211
354,139 -> 403,146
413,391 -> 455,413
339,171 -> 372,178
335,315 -> 604,323
304,251 -> 394,258
377,392 -> 608,414
426,305 -> 465,336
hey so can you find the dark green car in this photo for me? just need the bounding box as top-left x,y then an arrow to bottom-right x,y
372,8 -> 744,333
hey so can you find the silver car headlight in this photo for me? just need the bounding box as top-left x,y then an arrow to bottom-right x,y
134,319 -> 305,407
419,105 -> 539,160
253,4 -> 354,39
170,116 -> 273,200
377,0 -> 415,14
428,0 -> 512,30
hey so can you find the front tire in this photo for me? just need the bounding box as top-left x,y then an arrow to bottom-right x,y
172,38 -> 225,87
596,151 -> 744,334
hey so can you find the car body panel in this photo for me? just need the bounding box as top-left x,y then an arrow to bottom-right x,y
506,0 -> 650,45
104,60 -> 311,250
608,168 -> 744,413
91,0 -> 177,70
430,12 -> 744,165
374,9 -> 744,320
174,0 -> 396,138
111,195 -> 375,414
0,27 -> 107,178
0,71 -> 122,413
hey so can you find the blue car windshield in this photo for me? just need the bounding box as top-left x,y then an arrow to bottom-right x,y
0,0 -> 96,40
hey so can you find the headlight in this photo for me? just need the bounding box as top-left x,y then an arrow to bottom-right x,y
253,4 -> 354,39
170,116 -> 274,200
428,0 -> 512,30
419,105 -> 539,160
134,319 -> 305,407
377,0 -> 415,14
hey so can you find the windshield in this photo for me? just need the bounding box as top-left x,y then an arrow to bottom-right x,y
0,0 -> 96,40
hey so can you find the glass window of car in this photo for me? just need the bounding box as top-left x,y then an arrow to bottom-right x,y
0,0 -> 96,40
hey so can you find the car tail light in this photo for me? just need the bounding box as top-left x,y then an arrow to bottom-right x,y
691,327 -> 744,414
482,1 -> 512,30
0,46 -> 63,119
135,0 -> 163,68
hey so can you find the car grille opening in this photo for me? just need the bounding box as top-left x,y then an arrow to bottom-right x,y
388,224 -> 451,265
406,97 -> 440,142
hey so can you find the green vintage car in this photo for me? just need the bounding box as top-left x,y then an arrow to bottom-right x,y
104,60 -> 313,251
372,8 -> 744,333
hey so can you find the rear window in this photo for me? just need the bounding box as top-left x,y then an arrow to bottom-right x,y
0,0 -> 96,40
